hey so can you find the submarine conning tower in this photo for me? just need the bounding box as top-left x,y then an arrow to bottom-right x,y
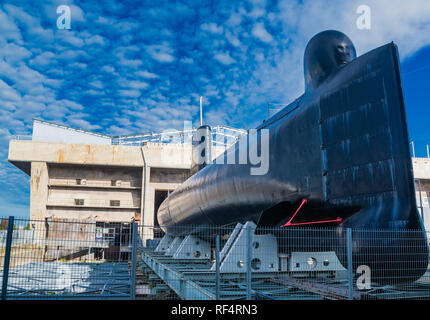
191,125 -> 212,175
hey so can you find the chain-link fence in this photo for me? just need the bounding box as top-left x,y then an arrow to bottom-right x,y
0,216 -> 138,300
1,216 -> 429,300
137,223 -> 430,300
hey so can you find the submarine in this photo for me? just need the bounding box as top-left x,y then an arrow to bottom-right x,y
157,30 -> 429,283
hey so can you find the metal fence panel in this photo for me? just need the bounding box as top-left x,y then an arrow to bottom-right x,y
0,216 -> 136,300
137,223 -> 430,300
1,216 -> 429,300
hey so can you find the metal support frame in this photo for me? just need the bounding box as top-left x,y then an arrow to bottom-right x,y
210,223 -> 243,271
154,234 -> 175,252
215,235 -> 220,300
213,222 -> 278,273
246,225 -> 252,299
173,235 -> 211,260
165,237 -> 184,256
1,216 -> 14,300
288,251 -> 345,272
141,253 -> 215,299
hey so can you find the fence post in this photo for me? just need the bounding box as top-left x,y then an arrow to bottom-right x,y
346,228 -> 353,300
1,216 -> 14,300
215,234 -> 220,300
245,225 -> 252,300
119,224 -> 122,262
417,179 -> 425,224
130,222 -> 138,300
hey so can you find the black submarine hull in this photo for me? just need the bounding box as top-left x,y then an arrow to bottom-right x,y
158,42 -> 428,283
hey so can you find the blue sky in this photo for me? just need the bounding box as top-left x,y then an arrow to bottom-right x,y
1,0 -> 430,217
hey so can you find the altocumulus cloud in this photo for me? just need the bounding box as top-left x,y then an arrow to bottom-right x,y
0,0 -> 430,216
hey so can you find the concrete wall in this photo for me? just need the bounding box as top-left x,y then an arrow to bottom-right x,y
30,162 -> 49,221
413,158 -> 430,232
412,158 -> 430,180
44,164 -> 143,222
421,208 -> 430,236
47,188 -> 141,207
9,140 -> 144,167
45,207 -> 137,222
48,165 -> 142,188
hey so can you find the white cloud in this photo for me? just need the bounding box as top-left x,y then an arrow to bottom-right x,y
108,124 -> 133,136
277,0 -> 430,59
95,16 -> 115,25
57,99 -> 85,111
0,43 -> 31,64
200,22 -> 224,35
146,43 -> 175,63
0,9 -> 22,42
85,35 -> 106,46
135,70 -> 159,78
70,5 -> 85,23
89,80 -> 104,89
57,49 -> 87,60
225,31 -> 241,47
0,79 -> 21,104
118,89 -> 141,98
114,20 -> 139,32
214,52 -> 236,65
252,23 -> 273,43
180,57 -> 194,64
117,78 -> 148,89
59,32 -> 85,47
4,4 -> 53,41
69,62 -> 87,69
67,117 -> 101,131
30,51 -> 55,67
84,89 -> 105,96
45,78 -> 63,89
118,58 -> 142,68
101,65 -> 115,73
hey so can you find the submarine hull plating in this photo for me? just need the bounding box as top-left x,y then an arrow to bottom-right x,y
157,42 -> 428,283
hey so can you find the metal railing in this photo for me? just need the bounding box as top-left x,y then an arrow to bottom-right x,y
12,135 -> 32,141
112,126 -> 247,148
11,125 -> 246,150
